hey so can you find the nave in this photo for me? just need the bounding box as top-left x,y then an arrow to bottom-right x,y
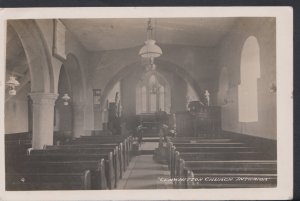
4,17 -> 277,191
5,130 -> 276,190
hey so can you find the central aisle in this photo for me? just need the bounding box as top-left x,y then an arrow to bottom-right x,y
118,142 -> 171,189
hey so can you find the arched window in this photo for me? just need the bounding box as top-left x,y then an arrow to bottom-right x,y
238,36 -> 260,122
136,73 -> 168,114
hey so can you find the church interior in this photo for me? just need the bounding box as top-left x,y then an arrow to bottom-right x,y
4,18 -> 277,190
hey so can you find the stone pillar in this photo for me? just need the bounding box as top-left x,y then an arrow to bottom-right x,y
72,102 -> 85,138
29,93 -> 58,149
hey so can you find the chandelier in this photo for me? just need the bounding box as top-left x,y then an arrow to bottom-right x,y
62,93 -> 71,106
6,75 -> 20,96
139,19 -> 162,58
145,57 -> 157,71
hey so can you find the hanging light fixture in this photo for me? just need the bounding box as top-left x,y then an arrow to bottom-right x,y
146,57 -> 157,71
139,19 -> 162,58
6,75 -> 20,96
62,93 -> 71,105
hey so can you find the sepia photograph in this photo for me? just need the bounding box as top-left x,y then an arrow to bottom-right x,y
0,7 -> 293,200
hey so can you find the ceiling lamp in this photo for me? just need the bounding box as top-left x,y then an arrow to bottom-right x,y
6,75 -> 20,96
139,19 -> 162,58
146,57 -> 157,71
62,93 -> 71,106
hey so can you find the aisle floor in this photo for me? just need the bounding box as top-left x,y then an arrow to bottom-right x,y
118,152 -> 170,189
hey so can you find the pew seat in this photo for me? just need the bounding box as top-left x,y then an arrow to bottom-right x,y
176,152 -> 276,161
31,148 -> 122,178
20,160 -> 106,190
6,171 -> 91,190
45,144 -> 126,172
186,173 -> 277,188
68,138 -> 131,169
171,142 -> 246,147
28,152 -> 116,189
183,160 -> 277,174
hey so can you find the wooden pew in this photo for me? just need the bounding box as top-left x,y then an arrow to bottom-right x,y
18,160 -> 106,190
172,151 -> 275,178
67,139 -> 127,174
77,136 -> 133,164
167,136 -> 277,189
23,154 -> 110,189
6,170 -> 91,190
70,138 -> 129,170
5,140 -> 32,146
166,139 -> 238,169
5,132 -> 31,141
181,160 -> 277,174
171,145 -> 256,154
44,144 -> 124,179
186,173 -> 277,188
168,145 -> 256,173
76,135 -> 132,149
171,142 -> 246,147
177,160 -> 276,188
167,139 -> 274,172
168,138 -> 234,143
177,151 -> 277,161
5,142 -> 32,173
29,151 -> 115,189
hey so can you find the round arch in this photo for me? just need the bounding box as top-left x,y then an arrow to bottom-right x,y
99,59 -> 205,112
9,20 -> 55,93
63,53 -> 85,103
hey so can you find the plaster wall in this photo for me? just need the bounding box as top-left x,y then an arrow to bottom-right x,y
5,83 -> 30,134
217,18 -> 276,139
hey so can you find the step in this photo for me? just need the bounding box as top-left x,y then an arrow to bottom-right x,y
139,150 -> 155,155
142,137 -> 160,142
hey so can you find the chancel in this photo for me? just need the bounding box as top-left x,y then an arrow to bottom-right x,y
4,17 -> 277,190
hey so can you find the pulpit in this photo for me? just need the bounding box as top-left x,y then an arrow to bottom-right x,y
175,106 -> 221,137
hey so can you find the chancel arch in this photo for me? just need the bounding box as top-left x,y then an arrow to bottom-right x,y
99,59 -> 205,115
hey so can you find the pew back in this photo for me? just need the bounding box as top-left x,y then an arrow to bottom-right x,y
6,170 -> 91,190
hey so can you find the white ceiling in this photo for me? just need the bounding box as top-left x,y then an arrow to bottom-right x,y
61,18 -> 237,51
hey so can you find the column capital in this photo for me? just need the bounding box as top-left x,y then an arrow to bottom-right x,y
29,92 -> 59,105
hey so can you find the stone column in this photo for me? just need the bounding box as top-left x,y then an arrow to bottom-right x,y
29,93 -> 58,149
72,102 -> 85,138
